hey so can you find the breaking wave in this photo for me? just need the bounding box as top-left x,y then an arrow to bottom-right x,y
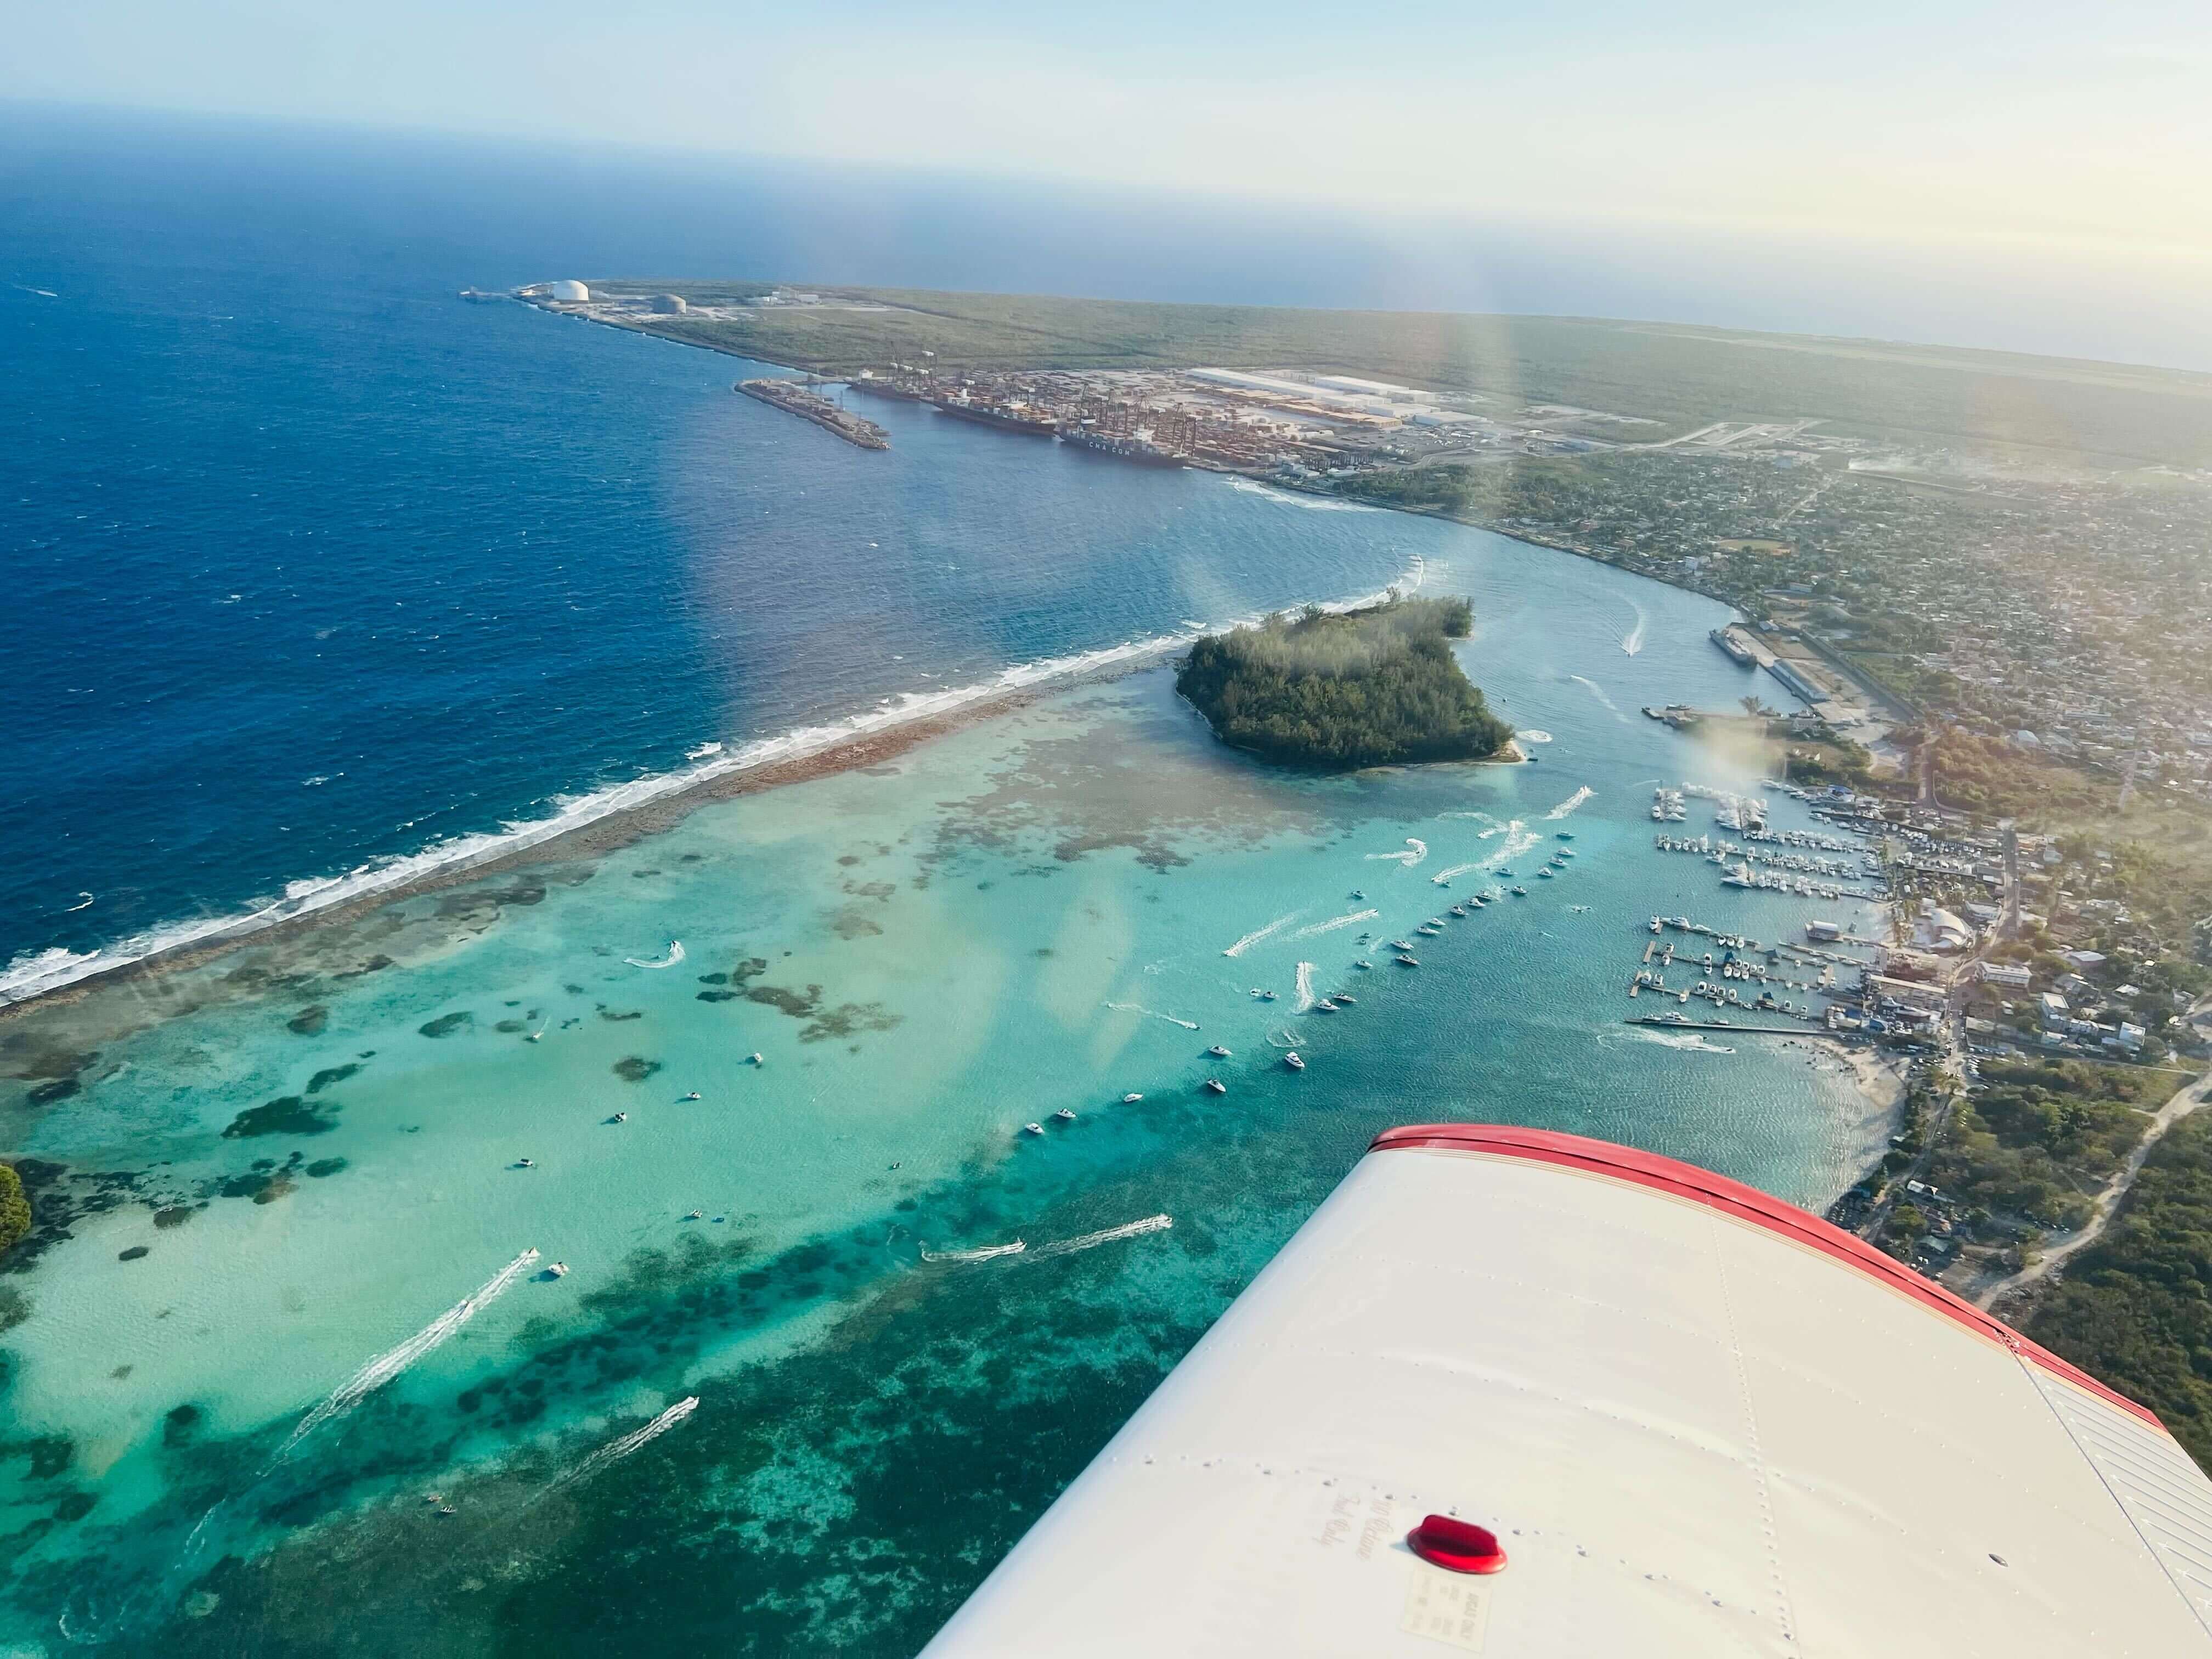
3,562 -> 1432,1010
1221,477 -> 1385,514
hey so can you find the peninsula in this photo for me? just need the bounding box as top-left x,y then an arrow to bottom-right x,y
1176,597 -> 1514,769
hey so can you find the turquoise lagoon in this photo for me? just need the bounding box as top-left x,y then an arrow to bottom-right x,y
0,528 -> 1888,1654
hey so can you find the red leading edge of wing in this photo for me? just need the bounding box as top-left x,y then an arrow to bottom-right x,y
1370,1123 -> 2164,1432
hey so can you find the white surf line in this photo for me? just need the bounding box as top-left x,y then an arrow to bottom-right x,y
1568,674 -> 1629,723
1291,909 -> 1376,940
1294,962 -> 1318,1011
1222,910 -> 1304,957
1104,1002 -> 1201,1031
268,1248 -> 539,1467
1621,599 -> 1647,656
622,940 -> 686,969
1545,786 -> 1595,820
5,554 -> 1441,1013
538,1397 -> 702,1499
64,892 -> 94,913
1023,1214 -> 1173,1262
1430,862 -> 1483,885
920,1240 -> 1028,1263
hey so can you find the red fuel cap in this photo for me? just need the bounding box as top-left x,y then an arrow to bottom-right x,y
1407,1514 -> 1508,1575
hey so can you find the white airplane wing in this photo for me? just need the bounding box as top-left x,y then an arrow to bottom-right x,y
920,1123 -> 2212,1656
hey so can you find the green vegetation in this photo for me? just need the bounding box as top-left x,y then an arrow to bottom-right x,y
584,284 -> 2212,468
2024,1110 -> 2212,1471
1175,597 -> 1511,769
1925,1059 -> 2163,1231
0,1163 -> 30,1256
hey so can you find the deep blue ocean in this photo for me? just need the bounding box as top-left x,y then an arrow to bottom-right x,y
0,109 -> 1472,994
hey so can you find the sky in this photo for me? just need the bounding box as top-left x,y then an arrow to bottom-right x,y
7,1 -> 2211,361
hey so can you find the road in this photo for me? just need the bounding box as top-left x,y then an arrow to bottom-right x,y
1979,1067 -> 2212,1312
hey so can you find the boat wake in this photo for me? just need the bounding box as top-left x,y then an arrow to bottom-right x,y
1544,786 -> 1594,820
1023,1214 -> 1173,1262
1569,674 -> 1629,722
1223,911 -> 1302,957
2,558 -> 1437,1012
1105,1002 -> 1201,1030
1621,600 -> 1647,656
1635,1031 -> 1737,1055
1516,730 -> 1554,744
268,1248 -> 539,1468
920,1239 -> 1027,1263
1365,837 -> 1428,867
1430,862 -> 1482,885
1291,909 -> 1375,939
622,940 -> 686,970
538,1397 -> 701,1499
64,891 -> 94,913
1294,961 -> 1318,1011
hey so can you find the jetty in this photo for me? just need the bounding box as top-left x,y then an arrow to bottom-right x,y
736,379 -> 890,450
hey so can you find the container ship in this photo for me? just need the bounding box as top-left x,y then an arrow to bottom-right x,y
849,375 -> 936,404
1060,427 -> 1186,467
930,397 -> 1060,437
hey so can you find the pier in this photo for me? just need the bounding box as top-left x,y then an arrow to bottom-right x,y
735,379 -> 890,449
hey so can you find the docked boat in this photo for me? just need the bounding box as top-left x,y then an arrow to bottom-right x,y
1024,1122 -> 1046,1136
1207,1044 -> 1232,1058
1203,1079 -> 1227,1095
1284,1052 -> 1305,1071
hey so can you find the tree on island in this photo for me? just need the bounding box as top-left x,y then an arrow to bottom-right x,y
0,1163 -> 30,1257
1175,596 -> 1513,769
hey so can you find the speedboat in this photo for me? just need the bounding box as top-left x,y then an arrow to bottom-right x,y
437,1506 -> 458,1517
1396,954 -> 1420,967
1251,988 -> 1276,1001
1331,993 -> 1356,1005
1538,868 -> 1554,878
1497,869 -> 1515,878
1023,1122 -> 1046,1136
1207,1044 -> 1231,1058
1313,998 -> 1336,1012
681,1091 -> 702,1101
1511,885 -> 1528,896
1389,940 -> 1414,952
612,1111 -> 629,1124
1449,905 -> 1467,918
1556,831 -> 1575,840
1122,1092 -> 1144,1103
514,1157 -> 535,1169
748,1052 -> 764,1065
1469,895 -> 1487,907
1203,1078 -> 1227,1094
1354,958 -> 1373,969
685,1209 -> 704,1219
549,1262 -> 569,1278
1054,1108 -> 1076,1121
1284,1052 -> 1305,1071
1350,889 -> 1367,901
525,1029 -> 544,1042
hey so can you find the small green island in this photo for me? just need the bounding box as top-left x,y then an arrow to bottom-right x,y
1176,596 -> 1515,769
